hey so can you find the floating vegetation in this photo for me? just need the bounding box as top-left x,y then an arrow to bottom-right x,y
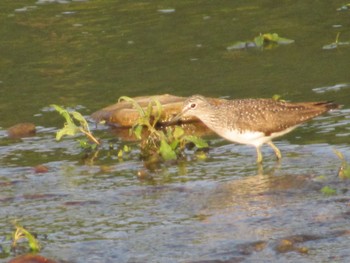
51,104 -> 100,150
337,3 -> 350,11
118,96 -> 208,162
322,32 -> 350,50
271,94 -> 286,102
227,33 -> 294,50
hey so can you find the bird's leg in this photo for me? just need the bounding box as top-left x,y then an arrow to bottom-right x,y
267,141 -> 282,160
256,146 -> 263,163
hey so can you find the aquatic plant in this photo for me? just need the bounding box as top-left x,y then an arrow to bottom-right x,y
118,96 -> 208,161
51,99 -> 207,162
333,148 -> 350,179
322,32 -> 350,50
337,3 -> 350,11
51,104 -> 100,149
320,186 -> 337,196
11,222 -> 41,252
227,32 -> 294,50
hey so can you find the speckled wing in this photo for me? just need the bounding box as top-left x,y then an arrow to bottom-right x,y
226,99 -> 338,135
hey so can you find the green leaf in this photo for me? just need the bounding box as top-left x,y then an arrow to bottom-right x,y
133,125 -> 143,140
56,122 -> 80,140
118,96 -> 146,117
343,167 -> 350,178
123,145 -> 130,152
51,104 -> 74,125
263,33 -> 278,42
262,33 -> 294,44
145,102 -> 153,120
52,104 -> 100,146
71,111 -> 89,130
195,150 -> 208,160
275,36 -> 295,45
51,104 -> 66,115
159,139 -> 177,161
77,139 -> 96,150
170,139 -> 180,150
154,129 -> 164,139
272,94 -> 281,101
52,104 -> 80,141
320,186 -> 337,196
272,94 -> 285,102
13,224 -> 41,252
183,135 -> 208,148
254,34 -> 265,47
339,166 -> 350,178
150,98 -> 163,126
166,127 -> 173,139
333,148 -> 350,178
173,126 -> 184,139
21,227 -> 40,252
230,33 -> 294,51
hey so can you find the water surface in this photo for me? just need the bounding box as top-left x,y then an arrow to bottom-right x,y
0,1 -> 350,262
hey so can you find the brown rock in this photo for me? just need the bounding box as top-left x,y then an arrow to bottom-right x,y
34,165 -> 49,173
8,254 -> 58,263
91,94 -> 199,127
7,123 -> 36,138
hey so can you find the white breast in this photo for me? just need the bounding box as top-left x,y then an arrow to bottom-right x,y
219,129 -> 267,147
215,126 -> 297,147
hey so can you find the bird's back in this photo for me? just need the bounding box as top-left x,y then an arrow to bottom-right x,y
211,98 -> 339,135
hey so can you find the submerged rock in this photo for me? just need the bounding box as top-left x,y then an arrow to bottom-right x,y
7,123 -> 36,138
33,165 -> 49,173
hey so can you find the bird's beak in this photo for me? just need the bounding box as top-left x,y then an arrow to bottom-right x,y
169,104 -> 193,124
168,111 -> 184,124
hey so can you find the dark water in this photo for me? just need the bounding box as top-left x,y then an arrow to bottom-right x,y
1,1 -> 350,262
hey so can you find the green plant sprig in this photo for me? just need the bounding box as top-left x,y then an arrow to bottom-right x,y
333,148 -> 350,178
227,32 -> 294,50
51,104 -> 100,146
118,96 -> 162,140
12,222 -> 41,252
118,96 -> 208,161
323,32 -> 350,50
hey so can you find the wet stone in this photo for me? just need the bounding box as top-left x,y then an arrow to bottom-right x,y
33,165 -> 49,173
7,123 -> 36,138
91,94 -> 199,127
8,254 -> 59,263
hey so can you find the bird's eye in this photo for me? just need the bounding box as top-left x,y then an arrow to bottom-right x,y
190,103 -> 196,109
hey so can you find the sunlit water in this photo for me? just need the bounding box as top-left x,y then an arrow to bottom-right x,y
1,1 -> 350,262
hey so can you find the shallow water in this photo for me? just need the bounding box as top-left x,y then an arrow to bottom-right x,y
1,1 -> 350,262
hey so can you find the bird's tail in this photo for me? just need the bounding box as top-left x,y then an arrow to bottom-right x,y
314,101 -> 342,111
